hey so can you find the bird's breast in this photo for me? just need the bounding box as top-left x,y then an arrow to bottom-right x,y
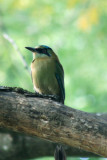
31,58 -> 59,95
31,58 -> 54,78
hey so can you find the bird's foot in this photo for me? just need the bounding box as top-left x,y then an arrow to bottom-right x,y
42,94 -> 60,102
25,92 -> 43,97
25,92 -> 60,102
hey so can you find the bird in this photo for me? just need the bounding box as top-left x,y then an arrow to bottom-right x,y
54,145 -> 66,160
25,45 -> 65,104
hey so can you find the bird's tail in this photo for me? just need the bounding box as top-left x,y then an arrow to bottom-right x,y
54,145 -> 66,160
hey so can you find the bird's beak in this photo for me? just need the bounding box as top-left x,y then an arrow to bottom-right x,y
25,47 -> 36,52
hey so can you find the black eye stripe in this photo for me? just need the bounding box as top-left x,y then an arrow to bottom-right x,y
36,48 -> 51,57
36,48 -> 47,53
36,48 -> 43,53
43,48 -> 47,53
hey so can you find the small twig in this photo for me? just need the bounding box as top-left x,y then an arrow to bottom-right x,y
3,33 -> 30,74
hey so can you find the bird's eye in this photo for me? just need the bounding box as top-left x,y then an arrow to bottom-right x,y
42,48 -> 47,54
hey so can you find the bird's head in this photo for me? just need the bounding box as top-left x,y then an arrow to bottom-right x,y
25,45 -> 57,59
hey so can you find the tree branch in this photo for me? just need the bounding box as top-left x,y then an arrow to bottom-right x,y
3,33 -> 30,73
0,86 -> 107,157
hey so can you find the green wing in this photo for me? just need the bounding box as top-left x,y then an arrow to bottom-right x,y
55,60 -> 65,104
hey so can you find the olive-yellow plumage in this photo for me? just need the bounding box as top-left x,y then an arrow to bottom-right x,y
25,45 -> 65,104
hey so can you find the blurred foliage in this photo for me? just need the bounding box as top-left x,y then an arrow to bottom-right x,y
0,0 -> 107,112
0,0 -> 107,159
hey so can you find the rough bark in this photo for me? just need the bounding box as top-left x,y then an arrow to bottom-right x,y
0,86 -> 107,157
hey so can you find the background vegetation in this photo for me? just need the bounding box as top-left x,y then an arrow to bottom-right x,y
0,0 -> 107,159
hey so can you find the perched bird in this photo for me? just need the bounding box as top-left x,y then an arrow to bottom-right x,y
25,45 -> 65,104
54,145 -> 66,160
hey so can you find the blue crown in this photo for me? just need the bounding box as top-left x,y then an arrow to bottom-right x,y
41,45 -> 51,49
